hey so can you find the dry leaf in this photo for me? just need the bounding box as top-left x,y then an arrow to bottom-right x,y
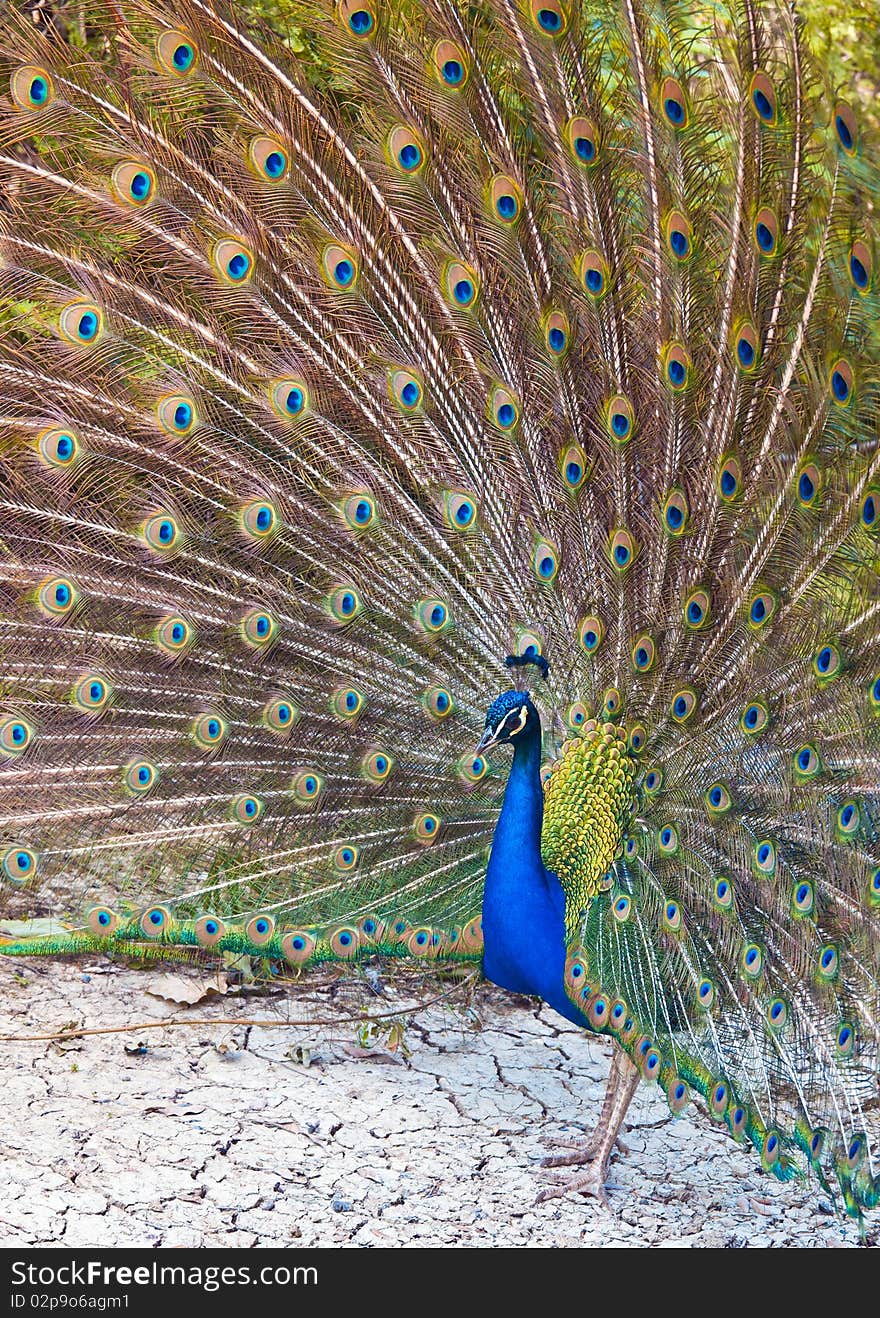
145,972 -> 230,1005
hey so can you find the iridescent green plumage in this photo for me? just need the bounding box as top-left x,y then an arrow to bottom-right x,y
0,0 -> 878,1222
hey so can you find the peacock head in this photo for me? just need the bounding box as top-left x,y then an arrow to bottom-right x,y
476,690 -> 539,753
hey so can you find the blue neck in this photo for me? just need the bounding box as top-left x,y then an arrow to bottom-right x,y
481,719 -> 587,1027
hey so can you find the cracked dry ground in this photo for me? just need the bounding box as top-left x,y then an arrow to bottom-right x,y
0,957 -> 874,1248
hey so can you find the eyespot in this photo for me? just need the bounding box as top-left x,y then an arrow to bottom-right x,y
668,1077 -> 690,1114
660,76 -> 688,129
533,539 -> 559,584
718,454 -> 742,501
280,929 -> 316,965
606,396 -> 634,444
657,823 -> 679,854
156,30 -> 198,76
796,460 -> 822,507
59,302 -> 103,345
10,65 -> 55,111
733,321 -> 759,371
608,999 -> 628,1032
577,614 -> 604,655
362,750 -> 393,783
2,846 -> 37,886
239,498 -> 279,541
123,759 -> 158,796
554,449 -> 587,499
564,952 -> 589,994
836,799 -> 860,837
835,1021 -> 856,1059
530,0 -> 569,35
291,770 -> 323,805
240,608 -> 278,648
489,175 -> 522,225
761,1131 -> 781,1171
683,587 -> 711,629
191,712 -> 228,751
36,575 -> 78,618
358,915 -> 384,944
151,619 -> 193,674
764,998 -> 788,1034
110,161 -> 157,207
747,589 -> 776,629
829,358 -> 853,406
327,585 -> 363,624
322,243 -> 359,290
848,240 -> 871,292
458,753 -> 488,784
387,125 -> 424,174
602,687 -> 622,719
566,702 -> 590,731
791,880 -> 814,917
866,866 -> 880,907
156,394 -> 196,435
262,696 -> 298,734
36,426 -> 80,470
72,674 -> 111,713
0,716 -> 35,757
422,686 -> 454,721
817,944 -> 838,981
340,492 -> 377,532
627,724 -> 647,755
813,642 -> 842,682
514,630 -> 545,663
670,688 -> 697,723
665,210 -> 692,261
749,72 -> 777,125
490,386 -> 519,430
662,901 -> 683,933
331,687 -> 365,721
245,914 -> 276,947
432,40 -> 469,89
741,942 -> 764,978
740,699 -> 769,735
545,310 -> 572,359
337,1 -> 376,38
643,766 -> 663,795
414,813 -> 440,845
443,490 -> 478,531
443,260 -> 479,308
754,206 -> 778,257
389,369 -> 423,412
664,344 -> 690,392
808,1128 -> 828,1166
860,488 -> 880,533
248,135 -> 289,181
211,238 -> 254,284
139,905 -> 173,939
269,379 -> 308,418
712,876 -> 734,912
87,906 -> 121,937
608,528 -> 636,571
231,794 -> 264,825
753,839 -> 776,877
833,101 -> 858,155
415,598 -> 452,635
638,1041 -> 662,1081
631,634 -> 655,673
140,512 -> 181,556
565,115 -> 599,164
193,915 -> 227,948
328,926 -> 360,960
578,249 -> 608,297
705,781 -> 732,816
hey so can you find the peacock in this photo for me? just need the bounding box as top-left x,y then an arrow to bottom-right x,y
1,0 -> 878,1224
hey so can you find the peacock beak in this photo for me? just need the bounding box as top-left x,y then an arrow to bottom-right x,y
475,725 -> 501,754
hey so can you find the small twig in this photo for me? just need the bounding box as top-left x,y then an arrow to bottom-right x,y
0,975 -> 478,1043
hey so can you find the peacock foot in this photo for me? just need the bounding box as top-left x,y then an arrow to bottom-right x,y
535,1159 -> 615,1210
540,1130 -> 630,1168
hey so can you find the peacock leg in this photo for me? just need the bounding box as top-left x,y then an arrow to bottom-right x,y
537,1044 -> 640,1208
